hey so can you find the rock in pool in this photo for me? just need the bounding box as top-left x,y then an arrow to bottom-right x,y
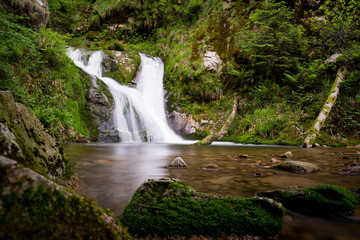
273,160 -> 320,173
168,157 -> 187,168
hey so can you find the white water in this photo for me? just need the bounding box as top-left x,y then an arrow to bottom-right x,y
67,49 -> 183,143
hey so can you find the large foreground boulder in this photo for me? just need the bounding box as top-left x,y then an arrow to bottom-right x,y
0,156 -> 128,240
256,184 -> 359,215
120,178 -> 285,238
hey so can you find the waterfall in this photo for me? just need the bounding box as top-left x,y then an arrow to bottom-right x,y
67,49 -> 183,143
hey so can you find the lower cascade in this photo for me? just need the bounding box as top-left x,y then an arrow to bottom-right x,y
67,49 -> 182,142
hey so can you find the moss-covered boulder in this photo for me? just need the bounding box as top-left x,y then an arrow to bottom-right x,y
273,160 -> 320,173
0,156 -> 130,240
0,91 -> 69,180
120,178 -> 285,238
256,184 -> 359,215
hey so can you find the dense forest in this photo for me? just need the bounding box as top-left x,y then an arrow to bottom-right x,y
1,0 -> 360,146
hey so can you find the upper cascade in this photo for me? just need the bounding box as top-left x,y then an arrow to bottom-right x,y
66,49 -> 183,143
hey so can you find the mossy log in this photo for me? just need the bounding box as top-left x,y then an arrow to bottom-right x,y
301,67 -> 347,148
195,95 -> 239,145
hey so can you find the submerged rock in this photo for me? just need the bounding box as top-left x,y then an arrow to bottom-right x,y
202,163 -> 220,170
273,160 -> 320,173
120,178 -> 285,238
256,184 -> 359,215
168,157 -> 187,168
0,156 -> 125,240
339,167 -> 360,175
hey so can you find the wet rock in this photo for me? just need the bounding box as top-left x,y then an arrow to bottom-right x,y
281,151 -> 293,158
0,156 -> 124,239
168,157 -> 187,168
253,172 -> 263,177
167,111 -> 187,134
76,135 -> 90,143
273,160 -> 320,173
256,184 -> 358,215
120,178 -> 285,238
98,130 -> 120,142
202,163 -> 220,170
339,167 -> 360,175
238,154 -> 248,158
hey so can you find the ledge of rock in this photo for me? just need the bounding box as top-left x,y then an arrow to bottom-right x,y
120,178 -> 285,238
0,91 -> 69,180
256,184 -> 359,215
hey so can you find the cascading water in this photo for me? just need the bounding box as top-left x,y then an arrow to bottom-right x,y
67,49 -> 183,142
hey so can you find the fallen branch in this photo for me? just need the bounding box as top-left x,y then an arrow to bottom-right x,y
195,95 -> 239,145
300,67 -> 347,148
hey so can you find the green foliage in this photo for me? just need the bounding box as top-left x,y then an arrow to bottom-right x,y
120,179 -> 285,238
309,0 -> 360,58
237,0 -> 306,79
237,107 -> 287,139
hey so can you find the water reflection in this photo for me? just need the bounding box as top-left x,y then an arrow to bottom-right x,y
63,142 -> 360,239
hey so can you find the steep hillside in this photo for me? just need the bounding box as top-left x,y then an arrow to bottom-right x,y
1,0 -> 360,146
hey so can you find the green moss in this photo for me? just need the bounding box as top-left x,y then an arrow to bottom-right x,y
120,179 -> 285,238
261,184 -> 359,214
0,183 -> 125,239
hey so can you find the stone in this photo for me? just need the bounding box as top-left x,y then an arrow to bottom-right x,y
253,172 -> 263,177
271,158 -> 281,164
256,184 -> 358,215
76,135 -> 90,143
202,51 -> 223,73
202,163 -> 220,170
12,0 -> 49,27
273,160 -> 320,173
0,91 -> 68,180
168,157 -> 187,168
167,111 -> 187,134
0,156 -> 125,239
339,167 -> 360,175
238,154 -> 248,158
280,151 -> 293,158
120,178 -> 285,238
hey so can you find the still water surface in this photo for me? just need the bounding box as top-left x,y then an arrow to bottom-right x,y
63,142 -> 360,240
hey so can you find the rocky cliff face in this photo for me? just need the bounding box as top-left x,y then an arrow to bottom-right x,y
0,91 -> 69,180
12,0 -> 49,27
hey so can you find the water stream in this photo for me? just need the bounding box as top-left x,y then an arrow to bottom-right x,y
67,49 -> 182,142
63,143 -> 360,240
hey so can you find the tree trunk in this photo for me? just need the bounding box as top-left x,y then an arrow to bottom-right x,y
300,67 -> 347,148
195,95 -> 239,145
